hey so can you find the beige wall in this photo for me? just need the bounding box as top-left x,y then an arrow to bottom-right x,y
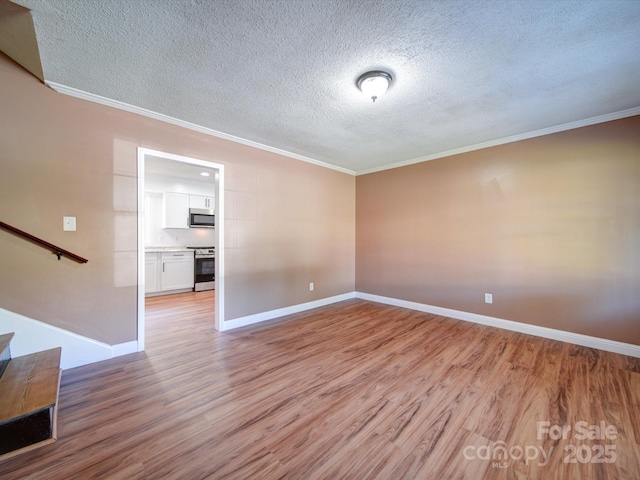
0,53 -> 355,344
357,116 -> 640,345
224,150 -> 355,319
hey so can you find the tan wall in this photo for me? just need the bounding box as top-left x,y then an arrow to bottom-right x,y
224,150 -> 355,320
356,116 -> 640,345
0,53 -> 355,344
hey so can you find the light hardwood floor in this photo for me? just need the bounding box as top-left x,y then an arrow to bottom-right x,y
1,292 -> 639,479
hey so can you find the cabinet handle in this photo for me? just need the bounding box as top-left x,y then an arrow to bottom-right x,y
163,263 -> 165,273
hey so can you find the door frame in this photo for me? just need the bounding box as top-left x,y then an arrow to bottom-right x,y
136,147 -> 225,351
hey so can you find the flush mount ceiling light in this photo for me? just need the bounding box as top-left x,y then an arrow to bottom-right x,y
200,172 -> 210,177
356,70 -> 392,103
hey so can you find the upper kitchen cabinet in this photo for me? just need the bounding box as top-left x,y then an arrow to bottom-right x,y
189,194 -> 215,211
163,192 -> 189,228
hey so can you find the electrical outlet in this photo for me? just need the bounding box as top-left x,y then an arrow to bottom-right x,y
309,282 -> 314,291
485,293 -> 493,304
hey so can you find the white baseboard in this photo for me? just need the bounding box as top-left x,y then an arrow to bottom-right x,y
355,292 -> 640,358
222,292 -> 357,331
4,291 -> 636,370
0,307 -> 138,370
112,341 -> 139,357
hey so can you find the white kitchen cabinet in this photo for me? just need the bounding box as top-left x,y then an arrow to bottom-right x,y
163,192 -> 189,228
145,253 -> 159,293
161,252 -> 194,291
189,194 -> 215,211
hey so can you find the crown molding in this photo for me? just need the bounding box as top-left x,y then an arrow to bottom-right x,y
45,81 -> 356,176
45,81 -> 639,177
356,106 -> 640,176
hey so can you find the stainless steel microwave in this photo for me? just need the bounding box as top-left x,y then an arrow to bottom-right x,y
189,208 -> 215,228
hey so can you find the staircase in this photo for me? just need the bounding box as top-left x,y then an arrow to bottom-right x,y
0,332 -> 61,462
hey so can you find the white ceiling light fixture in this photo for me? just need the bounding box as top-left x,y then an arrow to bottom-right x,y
200,172 -> 210,176
357,70 -> 392,103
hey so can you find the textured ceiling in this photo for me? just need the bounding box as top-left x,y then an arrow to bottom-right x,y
11,0 -> 640,174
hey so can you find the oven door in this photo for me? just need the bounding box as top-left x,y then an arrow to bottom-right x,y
194,255 -> 215,291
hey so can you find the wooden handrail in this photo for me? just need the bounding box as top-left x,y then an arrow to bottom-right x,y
0,221 -> 88,263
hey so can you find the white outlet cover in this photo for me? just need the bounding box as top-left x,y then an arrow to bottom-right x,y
63,216 -> 76,231
485,293 -> 493,304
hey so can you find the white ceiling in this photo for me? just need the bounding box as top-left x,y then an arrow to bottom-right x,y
11,0 -> 640,174
145,155 -> 218,182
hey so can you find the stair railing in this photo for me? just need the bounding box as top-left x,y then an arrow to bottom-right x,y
0,221 -> 88,263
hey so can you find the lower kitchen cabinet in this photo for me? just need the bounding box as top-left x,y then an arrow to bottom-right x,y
145,253 -> 159,293
145,251 -> 194,295
161,252 -> 194,291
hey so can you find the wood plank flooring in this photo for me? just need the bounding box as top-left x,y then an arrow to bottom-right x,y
1,291 -> 639,479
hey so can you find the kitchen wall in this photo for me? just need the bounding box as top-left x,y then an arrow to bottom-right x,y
145,172 -> 216,247
0,52 -> 355,344
356,116 -> 640,345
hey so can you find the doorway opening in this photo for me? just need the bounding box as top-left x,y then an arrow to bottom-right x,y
136,148 -> 225,351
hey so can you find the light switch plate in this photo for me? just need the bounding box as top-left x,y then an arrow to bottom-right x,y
63,216 -> 76,231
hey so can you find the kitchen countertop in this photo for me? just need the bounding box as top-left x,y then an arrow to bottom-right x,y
145,245 -> 191,253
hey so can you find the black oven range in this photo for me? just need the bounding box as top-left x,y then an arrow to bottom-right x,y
187,247 -> 215,291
